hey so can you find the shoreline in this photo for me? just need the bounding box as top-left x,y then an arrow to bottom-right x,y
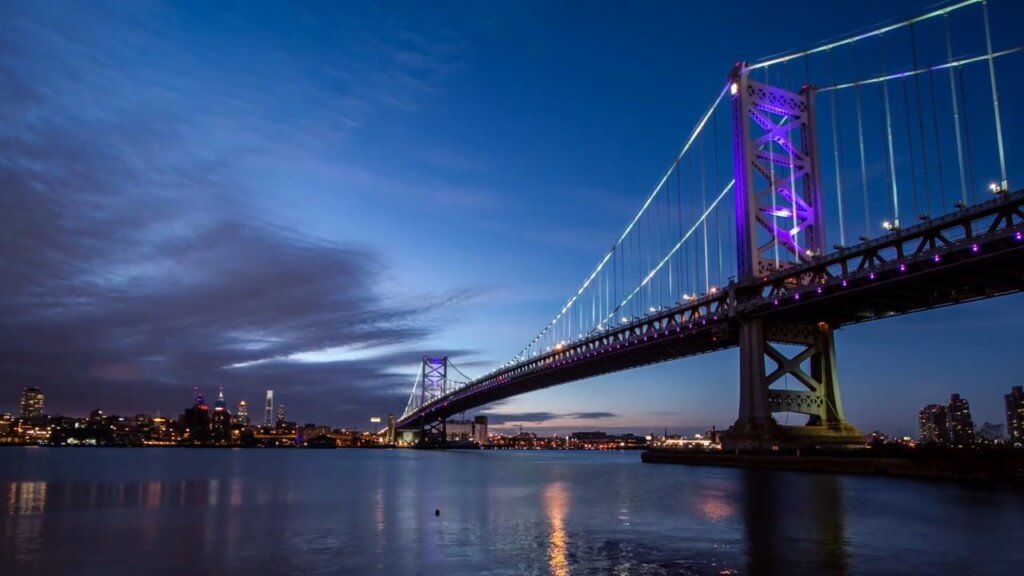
641,447 -> 1024,483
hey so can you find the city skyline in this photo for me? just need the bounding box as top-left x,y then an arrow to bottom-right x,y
2,0 -> 1024,437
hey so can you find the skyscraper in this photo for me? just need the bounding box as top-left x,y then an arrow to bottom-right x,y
948,393 -> 975,447
19,387 -> 44,419
237,400 -> 249,425
180,387 -> 210,444
1006,386 -> 1024,445
264,390 -> 274,427
214,387 -> 226,412
918,404 -> 948,445
386,414 -> 396,444
210,386 -> 231,444
276,403 -> 286,424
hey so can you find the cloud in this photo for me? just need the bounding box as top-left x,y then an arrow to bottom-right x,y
481,411 -> 619,424
0,2 -> 476,424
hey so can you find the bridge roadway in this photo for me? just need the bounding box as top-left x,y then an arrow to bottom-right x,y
397,190 -> 1024,430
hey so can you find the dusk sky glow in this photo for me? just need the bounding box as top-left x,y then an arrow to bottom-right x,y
2,0 -> 1023,436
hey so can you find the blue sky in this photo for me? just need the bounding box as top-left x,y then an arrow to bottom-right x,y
1,0 -> 1022,436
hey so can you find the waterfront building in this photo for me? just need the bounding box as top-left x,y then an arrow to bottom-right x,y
443,416 -> 489,444
237,400 -> 249,425
264,390 -> 273,427
473,415 -> 488,445
386,414 -> 396,444
1006,386 -> 1024,445
211,387 -> 231,444
918,404 -> 949,445
948,393 -> 975,447
19,387 -> 44,419
180,388 -> 210,444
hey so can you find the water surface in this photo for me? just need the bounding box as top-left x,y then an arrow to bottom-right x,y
1,448 -> 1021,575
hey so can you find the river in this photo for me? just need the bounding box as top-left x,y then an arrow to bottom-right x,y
1,448 -> 1021,575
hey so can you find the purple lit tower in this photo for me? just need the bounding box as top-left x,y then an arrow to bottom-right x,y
723,63 -> 861,449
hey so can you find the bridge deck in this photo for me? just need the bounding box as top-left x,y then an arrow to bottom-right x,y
398,191 -> 1024,429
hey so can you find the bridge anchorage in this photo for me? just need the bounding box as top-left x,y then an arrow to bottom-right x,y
724,64 -> 862,449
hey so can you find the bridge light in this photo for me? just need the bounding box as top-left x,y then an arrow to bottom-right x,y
648,306 -> 656,313
804,249 -> 815,258
730,82 -> 739,96
882,220 -> 893,231
989,182 -> 1006,196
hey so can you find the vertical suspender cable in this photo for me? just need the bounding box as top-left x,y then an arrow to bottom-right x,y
945,12 -> 968,205
927,65 -> 946,209
957,66 -> 977,202
701,131 -> 709,293
901,76 -> 920,219
981,0 -> 1008,190
827,49 -> 847,246
677,161 -> 683,299
909,23 -> 933,216
880,34 -> 901,226
655,161 -> 661,309
713,108 -> 723,285
665,154 -> 672,303
853,42 -> 871,238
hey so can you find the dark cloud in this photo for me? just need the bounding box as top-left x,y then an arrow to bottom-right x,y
481,411 -> 619,425
0,4 -> 474,425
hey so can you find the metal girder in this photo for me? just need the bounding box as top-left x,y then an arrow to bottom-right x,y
731,64 -> 824,281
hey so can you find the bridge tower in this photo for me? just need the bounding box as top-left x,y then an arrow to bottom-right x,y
418,355 -> 448,445
725,64 -> 863,450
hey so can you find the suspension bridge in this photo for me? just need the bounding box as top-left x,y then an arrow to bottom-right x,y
395,0 -> 1024,448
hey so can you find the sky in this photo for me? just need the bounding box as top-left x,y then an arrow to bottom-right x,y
1,0 -> 1022,437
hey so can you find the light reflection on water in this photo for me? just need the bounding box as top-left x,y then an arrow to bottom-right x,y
1,448 -> 1022,576
544,482 -> 570,576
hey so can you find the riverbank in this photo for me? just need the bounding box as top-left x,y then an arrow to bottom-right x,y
641,447 -> 1024,483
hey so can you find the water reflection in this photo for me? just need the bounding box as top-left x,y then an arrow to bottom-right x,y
544,482 -> 570,576
742,471 -> 849,576
6,482 -> 46,515
1,477 -> 262,515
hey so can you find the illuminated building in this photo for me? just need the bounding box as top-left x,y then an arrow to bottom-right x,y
947,393 -> 975,447
211,387 -> 231,444
237,400 -> 249,425
264,390 -> 273,427
918,404 -> 948,445
179,387 -> 210,444
276,403 -> 285,425
443,416 -> 489,444
386,414 -> 396,444
1006,386 -> 1024,445
19,387 -> 44,419
473,415 -> 488,445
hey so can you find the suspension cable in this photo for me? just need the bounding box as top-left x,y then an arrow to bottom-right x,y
982,0 -> 1008,190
